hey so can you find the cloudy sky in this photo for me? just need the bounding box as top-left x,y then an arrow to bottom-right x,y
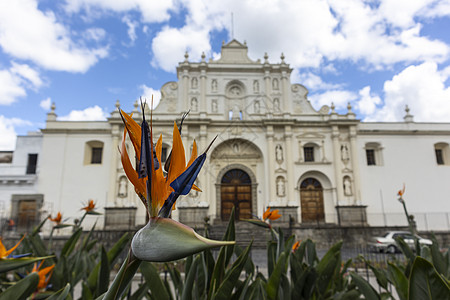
1,0 -> 450,150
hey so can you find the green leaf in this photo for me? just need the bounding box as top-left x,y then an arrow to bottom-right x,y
103,252 -> 141,300
131,217 -> 234,262
350,272 -> 380,300
181,255 -> 200,300
409,256 -> 450,300
0,272 -> 39,300
395,237 -> 415,262
429,235 -> 447,277
267,240 -> 277,277
82,282 -> 94,300
27,234 -> 50,258
31,217 -> 48,236
387,262 -> 408,300
362,258 -> 388,290
129,284 -> 148,300
304,239 -> 317,266
61,227 -> 82,257
316,241 -> 342,295
87,233 -> 131,290
97,246 -> 110,296
47,283 -> 71,300
208,208 -> 236,297
214,241 -> 253,300
266,252 -> 287,300
141,261 -> 171,300
242,219 -> 271,229
0,255 -> 54,273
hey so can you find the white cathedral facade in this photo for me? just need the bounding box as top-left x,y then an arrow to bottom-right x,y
1,40 -> 450,233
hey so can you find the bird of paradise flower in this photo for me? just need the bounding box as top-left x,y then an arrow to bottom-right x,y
119,103 -> 234,262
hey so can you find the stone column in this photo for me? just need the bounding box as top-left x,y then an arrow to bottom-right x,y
264,70 -> 272,114
331,126 -> 344,206
266,125 -> 276,204
281,70 -> 291,117
349,126 -> 361,205
108,124 -> 120,206
285,125 -> 295,205
200,69 -> 207,117
198,124 -> 208,207
182,70 -> 189,111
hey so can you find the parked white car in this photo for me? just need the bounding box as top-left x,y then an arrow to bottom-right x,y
369,231 -> 432,253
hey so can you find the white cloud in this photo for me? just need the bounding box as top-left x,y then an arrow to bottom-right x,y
122,16 -> 138,45
0,116 -> 32,150
151,26 -> 212,72
0,63 -> 42,105
0,69 -> 26,105
0,0 -> 108,73
292,71 -> 342,90
40,97 -> 52,111
139,85 -> 161,109
58,105 -> 109,121
310,90 -> 358,110
83,27 -> 106,42
64,0 -> 177,23
365,62 -> 450,122
146,0 -> 449,72
356,86 -> 382,116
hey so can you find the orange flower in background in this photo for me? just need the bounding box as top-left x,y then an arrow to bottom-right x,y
48,212 -> 62,225
0,235 -> 25,259
31,261 -> 55,290
82,199 -> 96,212
263,207 -> 281,221
292,240 -> 301,252
397,183 -> 405,197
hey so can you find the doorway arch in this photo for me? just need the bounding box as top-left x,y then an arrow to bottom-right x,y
220,169 -> 252,221
300,178 -> 325,222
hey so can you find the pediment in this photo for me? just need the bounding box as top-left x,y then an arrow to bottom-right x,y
214,40 -> 258,64
297,132 -> 326,139
211,138 -> 262,160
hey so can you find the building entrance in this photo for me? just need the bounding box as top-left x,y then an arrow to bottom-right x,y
220,169 -> 252,221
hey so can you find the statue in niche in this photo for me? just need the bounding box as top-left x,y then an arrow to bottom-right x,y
272,78 -> 279,90
233,143 -> 239,153
344,177 -> 353,196
211,99 -> 218,112
253,80 -> 259,93
211,79 -> 217,92
276,178 -> 285,197
275,144 -> 283,162
254,100 -> 260,113
341,144 -> 349,161
273,98 -> 280,112
118,176 -> 127,197
191,77 -> 198,89
191,98 -> 198,111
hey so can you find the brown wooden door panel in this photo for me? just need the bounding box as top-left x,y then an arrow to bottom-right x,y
220,169 -> 252,221
300,178 -> 324,223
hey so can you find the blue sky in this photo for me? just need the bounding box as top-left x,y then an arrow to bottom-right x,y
1,0 -> 450,150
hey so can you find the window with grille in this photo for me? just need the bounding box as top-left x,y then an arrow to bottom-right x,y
91,147 -> 103,164
366,149 -> 376,165
304,147 -> 315,162
435,149 -> 444,165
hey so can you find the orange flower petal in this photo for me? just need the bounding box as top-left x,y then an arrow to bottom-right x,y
167,122 -> 186,184
120,128 -> 147,206
3,235 -> 25,257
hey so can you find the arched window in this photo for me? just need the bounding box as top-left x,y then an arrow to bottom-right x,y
303,142 -> 320,162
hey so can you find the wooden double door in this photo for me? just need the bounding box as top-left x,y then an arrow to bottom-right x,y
300,178 -> 325,223
220,169 -> 252,221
